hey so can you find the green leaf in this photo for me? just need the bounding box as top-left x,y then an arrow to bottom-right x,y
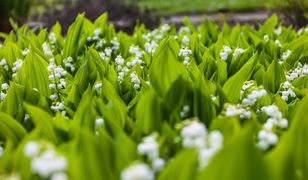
136,89 -> 163,134
63,14 -> 85,58
264,59 -> 285,93
258,14 -> 278,36
150,37 -> 187,96
24,103 -> 58,144
0,112 -> 27,143
158,149 -> 198,180
222,54 -> 257,103
17,51 -> 50,97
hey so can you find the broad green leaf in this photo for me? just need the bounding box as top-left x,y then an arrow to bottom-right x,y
0,112 -> 27,143
24,103 -> 58,143
150,37 -> 187,96
159,149 -> 198,180
264,59 -> 285,93
222,54 -> 257,103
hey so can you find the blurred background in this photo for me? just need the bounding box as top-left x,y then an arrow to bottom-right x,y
0,0 -> 307,33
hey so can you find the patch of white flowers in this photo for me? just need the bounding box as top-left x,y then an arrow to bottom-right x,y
180,105 -> 190,119
285,63 -> 308,82
181,35 -> 190,47
12,59 -> 23,78
144,41 -> 158,56
256,104 -> 288,150
180,119 -> 224,168
122,134 -> 164,180
94,117 -> 104,136
94,82 -> 103,91
111,37 -> 120,51
137,134 -> 165,172
121,162 -> 154,180
130,72 -> 141,90
63,57 -> 75,72
240,81 -> 267,106
220,45 -> 232,61
297,27 -> 308,36
0,58 -> 9,71
99,47 -> 113,62
232,48 -> 245,59
49,32 -> 57,44
114,55 -> 129,83
48,58 -> 67,115
280,81 -> 296,101
22,48 -> 30,56
24,141 -> 67,179
279,50 -> 291,64
274,40 -> 282,47
179,47 -> 192,66
224,104 -> 251,119
142,24 -> 170,42
128,45 -> 144,68
42,42 -> 53,57
241,88 -> 267,106
1,82 -> 9,101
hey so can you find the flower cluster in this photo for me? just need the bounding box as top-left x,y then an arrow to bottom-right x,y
280,81 -> 296,101
286,63 -> 308,81
180,119 -> 224,168
12,59 -> 23,78
0,58 -> 9,71
111,37 -> 120,51
48,58 -> 67,115
232,48 -> 245,59
24,141 -> 68,179
142,24 -> 170,43
94,82 -> 103,91
280,50 -> 291,63
130,72 -> 141,90
178,47 -> 192,66
240,81 -> 267,106
241,88 -> 267,106
137,135 -> 165,172
22,48 -> 30,56
128,45 -> 144,68
0,82 -> 9,101
94,117 -> 104,136
180,105 -> 190,119
181,35 -> 190,47
256,105 -> 288,150
144,41 -> 158,56
121,134 -> 164,180
220,45 -> 232,61
99,47 -> 113,62
114,55 -> 129,83
42,42 -> 53,57
49,32 -> 57,44
224,104 -> 251,119
121,162 -> 154,180
63,57 -> 75,72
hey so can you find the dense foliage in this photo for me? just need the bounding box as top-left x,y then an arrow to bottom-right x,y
0,13 -> 308,180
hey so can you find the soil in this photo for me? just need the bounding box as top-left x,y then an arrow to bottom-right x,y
30,0 -> 159,34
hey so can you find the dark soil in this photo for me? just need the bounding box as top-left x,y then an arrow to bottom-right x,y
32,0 -> 159,34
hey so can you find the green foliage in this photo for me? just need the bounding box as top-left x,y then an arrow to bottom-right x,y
0,14 -> 307,180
